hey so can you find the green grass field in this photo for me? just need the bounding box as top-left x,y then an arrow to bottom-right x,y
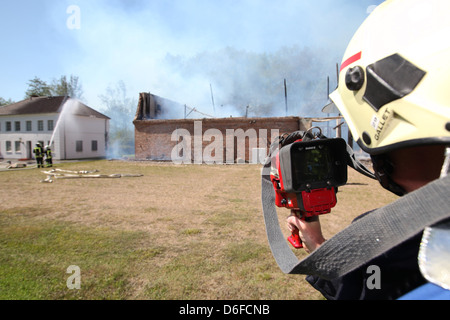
0,160 -> 397,300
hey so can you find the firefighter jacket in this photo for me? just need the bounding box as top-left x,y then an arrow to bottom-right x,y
33,147 -> 43,158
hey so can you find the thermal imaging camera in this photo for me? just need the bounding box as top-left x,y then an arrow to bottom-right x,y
270,131 -> 349,248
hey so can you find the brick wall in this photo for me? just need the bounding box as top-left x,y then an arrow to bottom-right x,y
133,116 -> 311,163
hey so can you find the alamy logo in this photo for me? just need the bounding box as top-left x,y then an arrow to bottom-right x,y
66,265 -> 81,289
170,120 -> 279,165
66,5 -> 81,30
366,265 -> 381,290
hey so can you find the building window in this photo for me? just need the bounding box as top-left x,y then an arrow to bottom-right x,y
15,141 -> 21,153
38,120 -> 44,131
76,140 -> 83,152
26,121 -> 32,131
48,120 -> 54,131
6,121 -> 11,131
15,121 -> 21,131
6,141 -> 12,152
91,140 -> 98,152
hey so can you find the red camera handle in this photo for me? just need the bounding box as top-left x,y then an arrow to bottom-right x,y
287,228 -> 303,249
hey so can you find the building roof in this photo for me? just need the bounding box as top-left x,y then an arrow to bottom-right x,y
0,96 -> 110,119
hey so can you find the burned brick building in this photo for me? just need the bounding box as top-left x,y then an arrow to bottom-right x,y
133,92 -> 312,163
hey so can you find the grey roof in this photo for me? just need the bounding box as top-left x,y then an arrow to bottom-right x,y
0,96 -> 110,119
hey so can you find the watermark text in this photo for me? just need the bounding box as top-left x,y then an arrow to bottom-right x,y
66,265 -> 81,289
66,5 -> 81,30
170,120 -> 278,165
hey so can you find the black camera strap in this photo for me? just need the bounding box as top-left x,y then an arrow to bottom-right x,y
261,147 -> 450,280
345,143 -> 376,180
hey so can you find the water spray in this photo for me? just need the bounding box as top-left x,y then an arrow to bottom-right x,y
49,96 -> 69,147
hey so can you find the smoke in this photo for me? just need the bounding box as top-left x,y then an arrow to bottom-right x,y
98,81 -> 136,158
50,0 -> 382,118
161,46 -> 339,118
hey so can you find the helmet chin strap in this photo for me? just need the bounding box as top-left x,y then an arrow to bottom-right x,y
371,154 -> 406,197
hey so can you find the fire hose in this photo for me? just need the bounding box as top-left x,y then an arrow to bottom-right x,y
40,168 -> 143,183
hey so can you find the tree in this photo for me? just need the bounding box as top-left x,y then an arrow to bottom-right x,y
24,77 -> 51,98
24,75 -> 84,100
50,75 -> 84,100
0,97 -> 14,106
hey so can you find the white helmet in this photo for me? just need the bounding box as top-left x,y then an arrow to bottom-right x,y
330,0 -> 450,195
330,0 -> 450,155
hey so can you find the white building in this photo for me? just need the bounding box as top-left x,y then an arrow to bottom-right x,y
0,96 -> 110,160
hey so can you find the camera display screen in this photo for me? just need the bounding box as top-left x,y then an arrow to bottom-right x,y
292,145 -> 333,184
279,138 -> 348,192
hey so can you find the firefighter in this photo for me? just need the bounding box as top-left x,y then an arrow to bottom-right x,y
33,143 -> 44,168
291,0 -> 450,299
44,145 -> 53,168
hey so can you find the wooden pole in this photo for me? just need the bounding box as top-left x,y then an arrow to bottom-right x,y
284,79 -> 288,116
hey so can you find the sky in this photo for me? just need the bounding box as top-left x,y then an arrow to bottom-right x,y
0,0 -> 384,117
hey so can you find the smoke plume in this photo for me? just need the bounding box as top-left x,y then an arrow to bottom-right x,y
49,0 -> 379,118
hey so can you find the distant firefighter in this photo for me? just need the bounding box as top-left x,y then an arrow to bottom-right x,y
33,143 -> 44,168
44,145 -> 53,168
